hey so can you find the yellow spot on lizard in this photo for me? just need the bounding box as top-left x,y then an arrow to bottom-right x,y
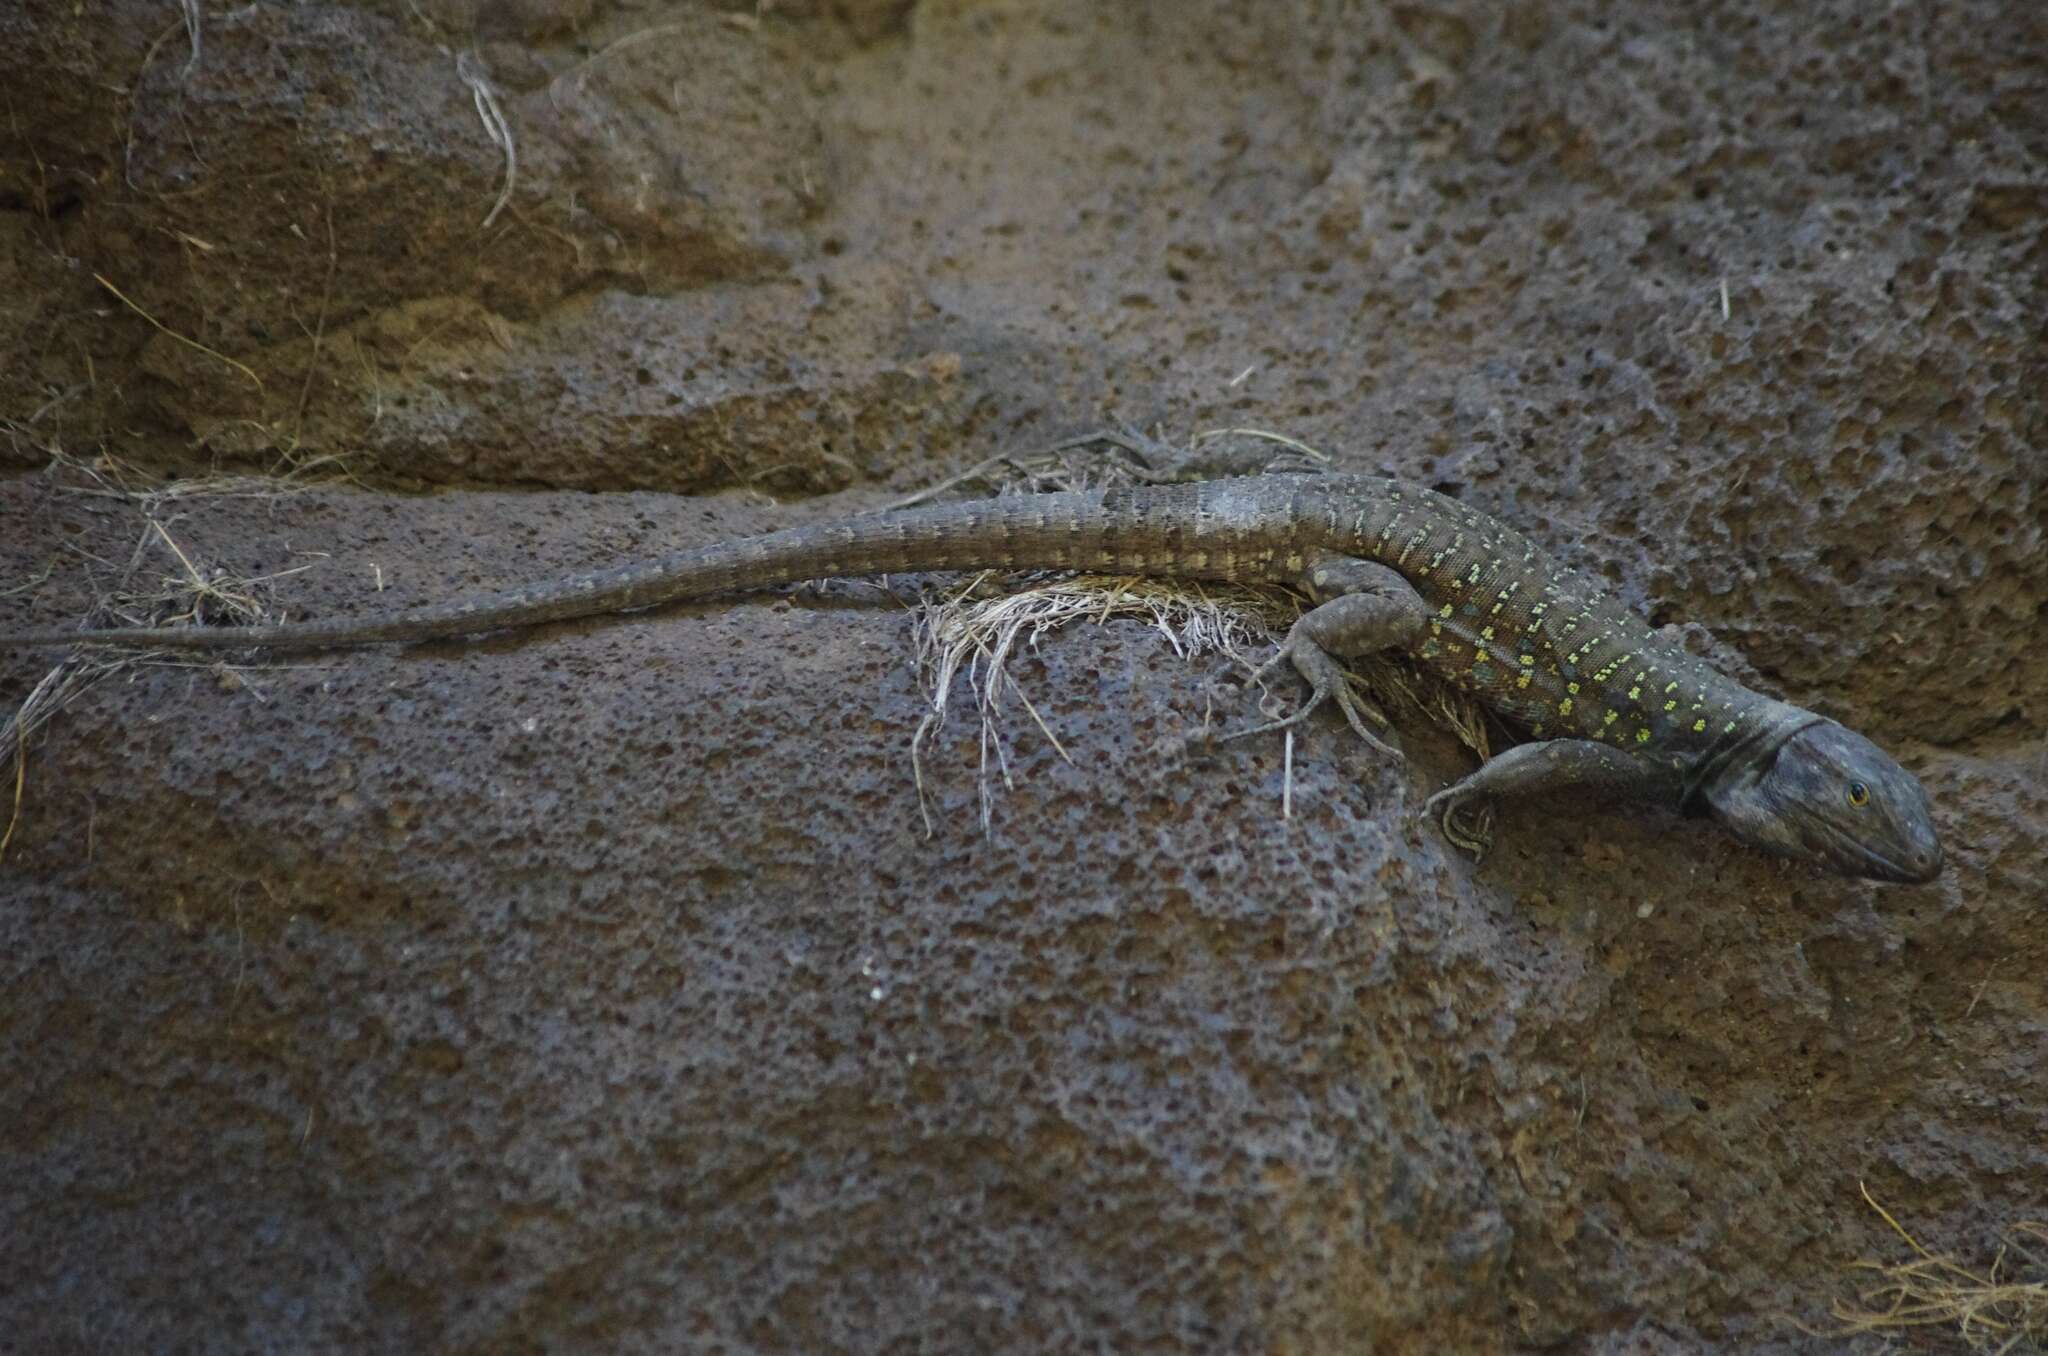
1558,698 -> 1574,716
1692,719 -> 1707,733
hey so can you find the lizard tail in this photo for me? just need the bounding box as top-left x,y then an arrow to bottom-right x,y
0,481 -> 1285,652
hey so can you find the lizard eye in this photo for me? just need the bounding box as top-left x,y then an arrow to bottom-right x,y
1846,780 -> 1870,808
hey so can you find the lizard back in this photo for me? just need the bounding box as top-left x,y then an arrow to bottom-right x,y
1301,477 -> 1783,768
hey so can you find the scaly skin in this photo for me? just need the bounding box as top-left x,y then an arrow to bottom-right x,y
0,476 -> 1942,882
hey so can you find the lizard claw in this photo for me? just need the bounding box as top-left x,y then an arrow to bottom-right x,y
1208,635 -> 1402,762
1424,785 -> 1495,861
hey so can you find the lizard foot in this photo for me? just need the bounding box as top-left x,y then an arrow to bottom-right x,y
1209,633 -> 1402,762
1423,786 -> 1496,861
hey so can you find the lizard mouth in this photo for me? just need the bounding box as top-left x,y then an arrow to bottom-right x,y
1806,817 -> 1936,885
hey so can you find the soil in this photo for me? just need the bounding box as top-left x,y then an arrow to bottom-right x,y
1,1 -> 2043,1351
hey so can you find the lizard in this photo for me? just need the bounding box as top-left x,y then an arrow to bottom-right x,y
0,474 -> 1942,884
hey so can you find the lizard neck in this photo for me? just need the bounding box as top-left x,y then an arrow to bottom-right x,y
1679,697 -> 1824,814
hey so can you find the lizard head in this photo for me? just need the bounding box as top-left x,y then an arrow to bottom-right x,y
1703,719 -> 1942,883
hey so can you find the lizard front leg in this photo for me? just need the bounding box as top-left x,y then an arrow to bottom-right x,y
1423,740 -> 1682,858
1218,555 -> 1428,760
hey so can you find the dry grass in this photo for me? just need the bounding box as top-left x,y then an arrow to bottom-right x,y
27,444 -> 332,630
894,427 -> 1492,837
0,655 -> 131,866
885,427 -> 1188,509
19,431 -> 354,505
123,12 -> 196,193
1186,424 -> 1334,475
0,446 -> 326,863
94,271 -> 262,392
457,49 -> 516,229
177,0 -> 202,76
904,572 -> 1493,837
886,425 -> 1332,511
907,572 -> 1293,834
1796,1183 -> 2048,1353
2,428 -> 1501,851
284,202 -> 341,452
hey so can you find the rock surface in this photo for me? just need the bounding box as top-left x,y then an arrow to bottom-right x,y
1,0 -> 2042,1351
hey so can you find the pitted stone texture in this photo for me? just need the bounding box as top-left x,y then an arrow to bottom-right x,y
4,479 -> 2043,1353
2,0 -> 2045,1350
176,292 -> 984,492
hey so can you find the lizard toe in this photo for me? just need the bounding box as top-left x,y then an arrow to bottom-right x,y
1427,790 -> 1495,860
1328,679 -> 1402,762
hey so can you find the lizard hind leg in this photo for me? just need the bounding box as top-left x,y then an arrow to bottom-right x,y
1213,554 -> 1429,761
1421,738 -> 1682,860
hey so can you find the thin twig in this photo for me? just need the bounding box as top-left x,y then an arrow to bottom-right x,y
1282,729 -> 1294,819
178,0 -> 203,76
123,16 -> 187,192
548,22 -> 695,107
0,565 -> 53,600
288,202 -> 340,449
95,272 -> 263,391
1863,1179 -> 1937,1261
458,50 -> 517,229
0,725 -> 25,865
1190,425 -> 1335,463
